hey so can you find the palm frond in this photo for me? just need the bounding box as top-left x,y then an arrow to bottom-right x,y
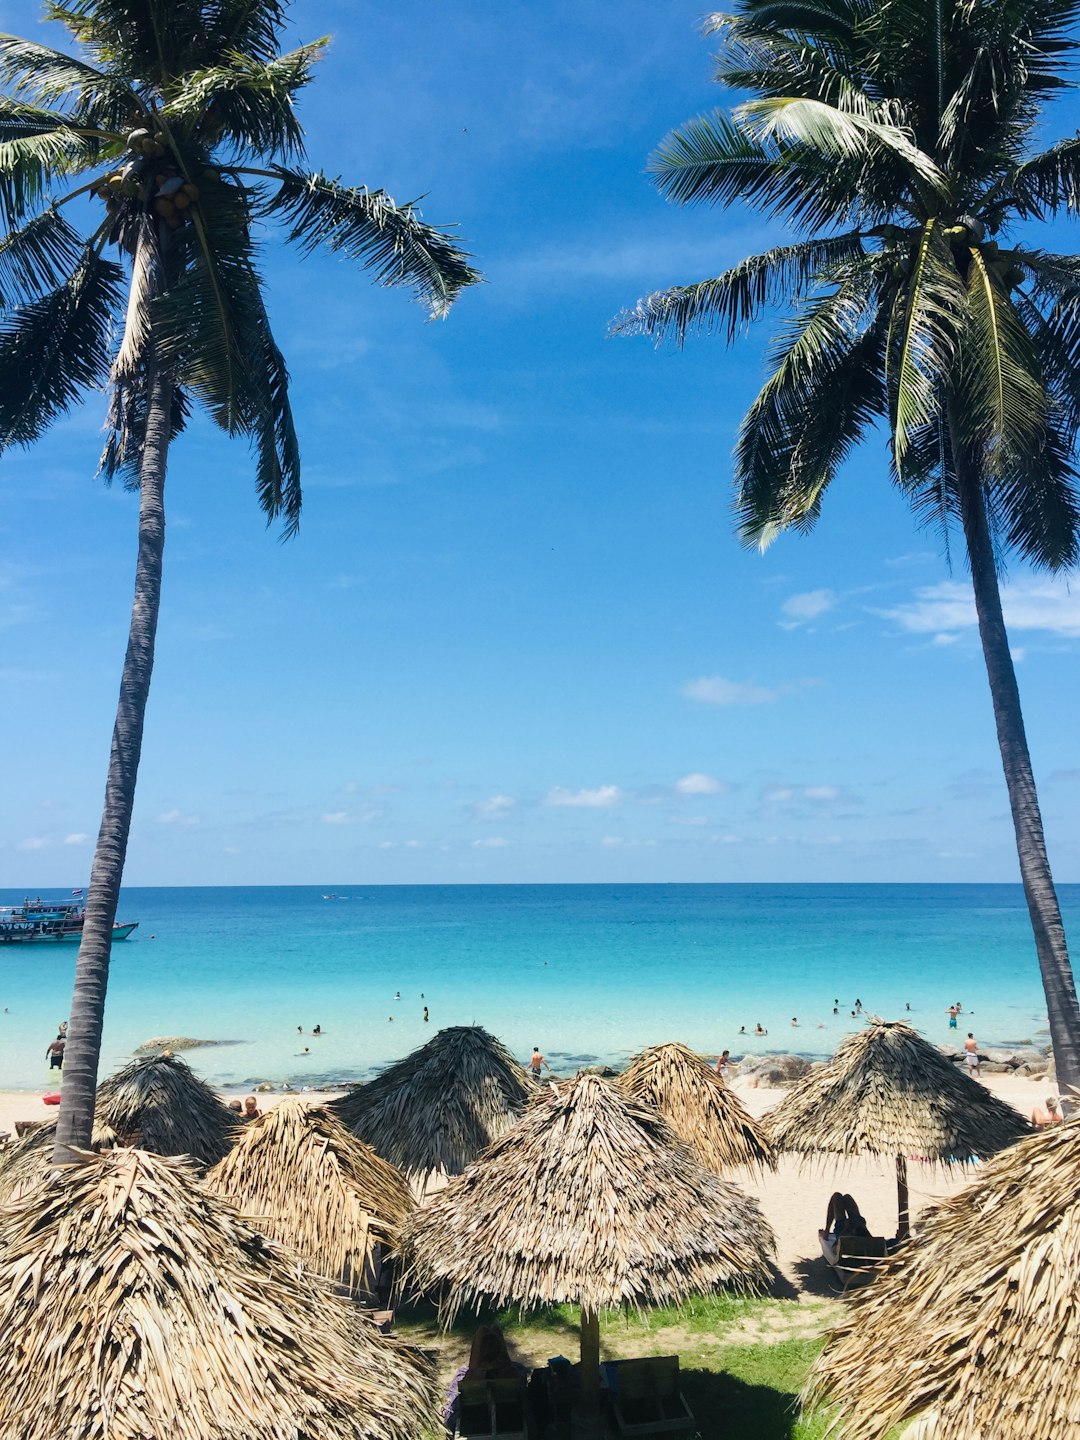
0,246 -> 122,450
647,109 -> 883,228
610,232 -> 865,346
165,42 -> 328,159
242,288 -> 302,535
992,137 -> 1080,220
886,219 -> 965,471
260,167 -> 480,318
737,95 -> 947,194
0,206 -> 84,308
958,246 -> 1047,478
0,101 -> 114,226
0,31 -> 135,124
735,285 -> 887,543
111,215 -> 159,383
989,410 -> 1080,569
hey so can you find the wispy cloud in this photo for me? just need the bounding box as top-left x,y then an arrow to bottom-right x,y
471,835 -> 509,848
675,772 -> 729,796
321,812 -> 350,824
546,784 -> 622,809
880,579 -> 1080,639
779,588 -> 836,628
682,676 -> 784,706
473,794 -> 516,818
601,835 -> 657,847
16,836 -> 47,850
63,833 -> 90,845
156,810 -> 199,827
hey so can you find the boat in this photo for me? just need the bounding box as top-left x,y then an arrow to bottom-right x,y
0,898 -> 138,945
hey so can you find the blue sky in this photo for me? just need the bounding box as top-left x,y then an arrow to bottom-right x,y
5,0 -> 1080,886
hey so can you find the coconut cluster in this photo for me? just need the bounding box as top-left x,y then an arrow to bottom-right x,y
93,126 -> 207,238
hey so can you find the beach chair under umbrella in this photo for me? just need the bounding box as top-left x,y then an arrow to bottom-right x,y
0,1148 -> 438,1440
806,1121 -> 1080,1440
331,1025 -> 533,1190
207,1097 -> 412,1297
764,1020 -> 1030,1240
401,1073 -> 775,1423
620,1040 -> 776,1175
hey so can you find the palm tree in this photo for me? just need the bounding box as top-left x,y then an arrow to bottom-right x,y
615,0 -> 1080,1094
0,1 -> 480,1161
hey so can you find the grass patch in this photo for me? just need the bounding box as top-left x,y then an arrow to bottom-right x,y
395,1293 -> 840,1439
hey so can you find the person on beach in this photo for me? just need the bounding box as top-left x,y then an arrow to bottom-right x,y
825,1192 -> 871,1240
1032,1096 -> 1062,1127
242,1095 -> 261,1119
442,1326 -> 525,1428
854,998 -> 863,1013
963,1033 -> 980,1075
423,1005 -> 429,1022
57,1021 -> 68,1037
530,1047 -> 551,1077
754,1023 -> 767,1036
312,1024 -> 321,1035
791,1017 -> 799,1027
46,1036 -> 65,1071
947,1004 -> 960,1030
227,1099 -> 243,1114
715,1050 -> 734,1072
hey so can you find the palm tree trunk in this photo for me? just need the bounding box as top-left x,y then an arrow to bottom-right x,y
52,362 -> 172,1163
951,430 -> 1080,1099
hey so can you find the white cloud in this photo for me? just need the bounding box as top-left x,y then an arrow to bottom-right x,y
682,676 -> 778,706
669,815 -> 709,827
474,794 -> 516,818
601,835 -> 657,847
675,772 -> 729,796
321,807 -> 384,825
403,839 -> 423,849
546,785 -> 622,809
16,836 -> 47,851
63,833 -> 90,846
881,579 -> 1080,639
472,836 -> 509,848
803,785 -> 840,802
156,810 -> 199,827
780,588 -> 836,628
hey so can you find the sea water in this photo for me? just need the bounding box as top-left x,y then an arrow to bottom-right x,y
0,883 -> 1068,1092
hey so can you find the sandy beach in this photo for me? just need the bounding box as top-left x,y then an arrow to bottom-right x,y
0,1069 -> 1047,1299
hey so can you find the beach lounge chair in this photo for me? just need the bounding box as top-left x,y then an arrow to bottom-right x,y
453,1378 -> 528,1439
606,1356 -> 695,1437
819,1229 -> 891,1292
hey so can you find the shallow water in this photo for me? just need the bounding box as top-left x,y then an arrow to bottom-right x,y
0,883 -> 1066,1091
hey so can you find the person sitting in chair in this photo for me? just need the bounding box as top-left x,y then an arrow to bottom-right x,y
825,1192 -> 871,1240
442,1325 -> 527,1429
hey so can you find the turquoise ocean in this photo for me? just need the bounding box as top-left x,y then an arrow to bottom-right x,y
0,884 -> 1068,1093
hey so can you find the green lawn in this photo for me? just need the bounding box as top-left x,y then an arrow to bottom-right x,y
395,1293 -> 840,1439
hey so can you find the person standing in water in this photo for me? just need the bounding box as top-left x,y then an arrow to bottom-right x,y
423,1005 -> 429,1022
529,1047 -> 551,1077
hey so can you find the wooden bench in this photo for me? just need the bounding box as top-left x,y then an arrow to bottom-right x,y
605,1356 -> 695,1437
819,1229 -> 891,1292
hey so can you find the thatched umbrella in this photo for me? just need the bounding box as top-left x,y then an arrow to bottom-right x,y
620,1041 -> 776,1175
764,1020 -> 1030,1239
331,1025 -> 533,1185
96,1052 -> 238,1166
806,1122 -> 1080,1440
0,1148 -> 438,1440
402,1073 -> 775,1410
206,1098 -> 412,1296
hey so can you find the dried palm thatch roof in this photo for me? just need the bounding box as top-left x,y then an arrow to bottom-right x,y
206,1098 -> 412,1294
0,1148 -> 438,1440
402,1072 -> 775,1317
621,1042 -> 776,1175
96,1052 -> 238,1167
331,1025 -> 533,1181
806,1123 -> 1080,1440
765,1020 -> 1028,1163
0,1118 -> 117,1204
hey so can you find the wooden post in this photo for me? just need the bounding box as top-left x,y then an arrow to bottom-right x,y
896,1152 -> 910,1242
579,1308 -> 601,1400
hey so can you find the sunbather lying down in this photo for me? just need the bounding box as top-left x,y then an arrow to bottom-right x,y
824,1192 -> 871,1240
